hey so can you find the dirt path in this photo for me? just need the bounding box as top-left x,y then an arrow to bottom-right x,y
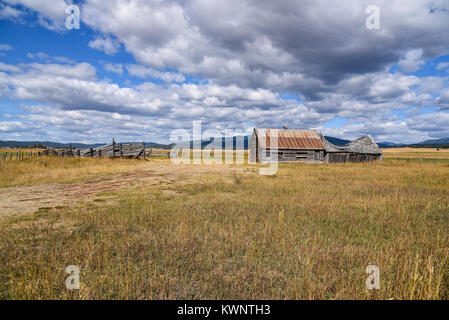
0,162 -> 249,220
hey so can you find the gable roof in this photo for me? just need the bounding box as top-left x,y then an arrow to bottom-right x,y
254,128 -> 326,150
321,135 -> 382,154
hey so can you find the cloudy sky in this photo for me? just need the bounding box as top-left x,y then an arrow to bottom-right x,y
0,0 -> 449,143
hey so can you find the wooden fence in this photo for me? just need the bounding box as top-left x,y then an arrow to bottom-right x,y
387,157 -> 444,164
0,140 -> 161,161
81,141 -> 146,159
0,151 -> 43,161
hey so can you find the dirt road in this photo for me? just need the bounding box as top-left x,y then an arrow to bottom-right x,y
0,162 -> 249,220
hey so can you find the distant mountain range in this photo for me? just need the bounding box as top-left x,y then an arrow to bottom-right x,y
376,137 -> 449,148
0,140 -> 174,149
1,136 -> 449,150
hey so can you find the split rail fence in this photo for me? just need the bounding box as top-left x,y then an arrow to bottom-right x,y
0,139 -> 170,161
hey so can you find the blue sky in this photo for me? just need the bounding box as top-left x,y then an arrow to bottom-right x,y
0,0 -> 449,143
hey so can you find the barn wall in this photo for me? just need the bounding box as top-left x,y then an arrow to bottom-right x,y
260,148 -> 324,163
326,152 -> 382,163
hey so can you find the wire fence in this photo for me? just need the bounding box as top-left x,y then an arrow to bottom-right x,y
384,157 -> 448,164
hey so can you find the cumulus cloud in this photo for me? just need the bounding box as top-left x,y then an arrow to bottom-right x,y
26,51 -> 74,64
126,65 -> 185,83
0,62 -> 21,72
104,63 -> 123,75
0,58 -> 447,142
3,0 -> 72,31
436,62 -> 449,71
0,44 -> 13,51
24,62 -> 97,81
1,0 -> 449,142
88,36 -> 121,55
436,88 -> 449,109
77,1 -> 449,92
399,49 -> 425,73
0,3 -> 23,20
0,120 -> 30,134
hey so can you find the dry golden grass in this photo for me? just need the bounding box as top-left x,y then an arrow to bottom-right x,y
0,150 -> 448,299
0,148 -> 45,153
0,157 -> 148,188
383,147 -> 449,160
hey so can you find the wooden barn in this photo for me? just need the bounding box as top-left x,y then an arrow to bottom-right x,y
320,135 -> 382,163
249,128 -> 382,163
249,128 -> 326,163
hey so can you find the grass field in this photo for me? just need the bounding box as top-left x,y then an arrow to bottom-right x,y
0,149 -> 448,299
383,147 -> 449,160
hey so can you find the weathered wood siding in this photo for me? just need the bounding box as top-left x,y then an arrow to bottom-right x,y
327,152 -> 382,163
259,148 -> 324,163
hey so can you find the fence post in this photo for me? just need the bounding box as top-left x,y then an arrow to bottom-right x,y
142,142 -> 145,160
120,144 -> 123,158
90,148 -> 93,158
112,138 -> 116,159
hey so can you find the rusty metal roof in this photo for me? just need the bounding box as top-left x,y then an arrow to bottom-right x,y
255,128 -> 325,150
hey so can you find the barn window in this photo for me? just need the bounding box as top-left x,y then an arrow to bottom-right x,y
296,152 -> 307,158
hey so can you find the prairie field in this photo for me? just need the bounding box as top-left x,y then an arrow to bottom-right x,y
0,148 -> 448,299
382,147 -> 449,161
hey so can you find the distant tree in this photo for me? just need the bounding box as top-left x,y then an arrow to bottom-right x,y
29,144 -> 47,149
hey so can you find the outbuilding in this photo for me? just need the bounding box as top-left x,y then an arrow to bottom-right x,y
249,128 -> 326,163
249,128 -> 382,163
320,135 -> 382,163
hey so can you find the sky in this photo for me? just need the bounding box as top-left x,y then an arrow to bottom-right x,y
0,0 -> 449,144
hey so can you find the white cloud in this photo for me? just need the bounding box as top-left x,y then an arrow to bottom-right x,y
399,49 -> 425,73
436,88 -> 449,109
4,0 -> 72,31
104,63 -> 123,75
88,36 -> 120,55
26,51 -> 74,64
0,3 -> 23,19
0,44 -> 13,51
1,1 -> 449,143
25,62 -> 97,81
0,62 -> 21,72
436,62 -> 449,71
126,65 -> 185,83
0,121 -> 28,132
